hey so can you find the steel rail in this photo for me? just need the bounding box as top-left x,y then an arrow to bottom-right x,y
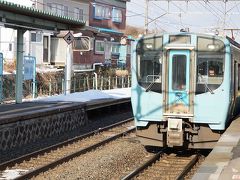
0,117 -> 134,171
176,154 -> 199,180
121,148 -> 166,180
14,127 -> 135,180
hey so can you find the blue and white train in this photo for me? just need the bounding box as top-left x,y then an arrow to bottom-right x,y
131,32 -> 240,149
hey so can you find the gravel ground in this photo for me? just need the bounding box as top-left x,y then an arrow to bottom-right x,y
34,136 -> 151,180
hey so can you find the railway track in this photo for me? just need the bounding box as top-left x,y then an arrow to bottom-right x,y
0,118 -> 135,180
122,150 -> 200,180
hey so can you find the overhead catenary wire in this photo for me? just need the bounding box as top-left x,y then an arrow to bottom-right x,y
29,0 -> 240,40
130,0 -> 239,34
198,1 -> 239,32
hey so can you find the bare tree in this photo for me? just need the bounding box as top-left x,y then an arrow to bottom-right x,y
124,25 -> 144,38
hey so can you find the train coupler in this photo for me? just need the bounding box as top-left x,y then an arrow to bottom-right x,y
167,118 -> 183,147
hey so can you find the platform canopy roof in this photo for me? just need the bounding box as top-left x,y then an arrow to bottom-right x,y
0,0 -> 85,31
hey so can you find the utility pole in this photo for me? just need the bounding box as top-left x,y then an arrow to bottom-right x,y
223,0 -> 227,34
144,0 -> 149,34
224,28 -> 240,41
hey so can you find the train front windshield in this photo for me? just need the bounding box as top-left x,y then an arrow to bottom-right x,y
136,35 -> 225,94
136,36 -> 163,93
196,37 -> 225,94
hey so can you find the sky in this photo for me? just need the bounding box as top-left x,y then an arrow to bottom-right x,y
126,0 -> 240,41
4,0 -> 240,42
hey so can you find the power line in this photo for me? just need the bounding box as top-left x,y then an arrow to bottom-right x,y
147,0 -> 239,1
200,1 -> 239,31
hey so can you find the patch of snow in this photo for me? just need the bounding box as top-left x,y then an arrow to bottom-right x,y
3,71 -> 12,75
36,67 -> 63,73
0,169 -> 29,180
102,88 -> 131,99
33,88 -> 131,103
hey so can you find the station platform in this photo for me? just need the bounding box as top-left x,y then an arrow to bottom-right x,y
192,117 -> 240,180
0,101 -> 87,152
0,101 -> 84,125
0,93 -> 130,153
0,98 -> 130,124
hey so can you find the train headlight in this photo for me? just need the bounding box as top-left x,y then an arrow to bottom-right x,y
145,43 -> 153,49
207,44 -> 219,50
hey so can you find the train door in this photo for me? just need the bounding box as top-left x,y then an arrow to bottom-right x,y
166,50 -> 191,115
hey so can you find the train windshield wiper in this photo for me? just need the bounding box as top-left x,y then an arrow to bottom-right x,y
145,81 -> 156,92
198,73 -> 214,94
145,75 -> 160,92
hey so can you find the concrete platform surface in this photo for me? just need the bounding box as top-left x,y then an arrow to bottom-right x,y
192,117 -> 240,180
0,101 -> 85,125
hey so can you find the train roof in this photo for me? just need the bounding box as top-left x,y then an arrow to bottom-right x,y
140,32 -> 240,49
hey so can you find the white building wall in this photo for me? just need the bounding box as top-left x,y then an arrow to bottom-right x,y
24,31 -> 53,65
0,28 -> 52,65
31,40 -> 44,65
24,31 -> 30,56
51,38 -> 68,66
0,27 -> 16,62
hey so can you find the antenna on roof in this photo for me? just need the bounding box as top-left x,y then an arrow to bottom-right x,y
180,28 -> 189,32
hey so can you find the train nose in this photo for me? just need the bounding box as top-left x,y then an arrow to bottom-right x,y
175,92 -> 182,96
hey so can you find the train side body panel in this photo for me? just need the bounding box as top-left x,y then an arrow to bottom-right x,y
131,87 -> 163,124
131,43 -> 163,125
194,41 -> 231,130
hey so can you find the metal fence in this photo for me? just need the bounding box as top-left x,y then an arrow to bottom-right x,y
0,73 -> 131,103
71,74 -> 131,92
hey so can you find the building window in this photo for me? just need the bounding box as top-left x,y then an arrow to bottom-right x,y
95,40 -> 105,54
127,44 -> 131,54
74,8 -> 84,21
93,4 -> 111,19
31,32 -> 42,42
112,7 -> 122,23
9,43 -> 12,51
103,6 -> 111,19
73,37 -> 91,51
46,3 -> 68,17
111,43 -> 120,54
64,6 -> 68,17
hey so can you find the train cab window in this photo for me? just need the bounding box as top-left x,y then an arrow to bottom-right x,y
137,36 -> 163,51
196,37 -> 225,94
172,55 -> 186,90
169,35 -> 191,44
136,36 -> 163,93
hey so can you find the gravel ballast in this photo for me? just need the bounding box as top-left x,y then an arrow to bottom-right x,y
34,137 -> 151,180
